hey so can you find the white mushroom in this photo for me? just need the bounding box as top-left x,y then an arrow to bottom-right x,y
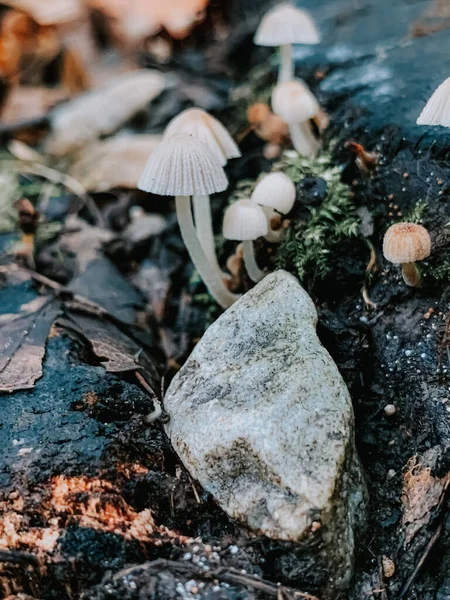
138,134 -> 237,308
417,77 -> 450,127
223,199 -> 268,283
251,172 -> 296,242
272,80 -> 321,157
163,108 -> 241,273
254,3 -> 320,83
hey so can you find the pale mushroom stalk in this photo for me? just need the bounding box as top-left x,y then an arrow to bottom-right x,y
192,194 -> 221,271
242,240 -> 265,282
279,44 -> 293,83
401,262 -> 421,287
289,121 -> 320,157
176,196 -> 236,308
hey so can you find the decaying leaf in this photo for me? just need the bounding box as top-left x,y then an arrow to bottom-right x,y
61,310 -> 143,373
45,69 -> 166,155
401,455 -> 450,544
69,134 -> 162,192
0,171 -> 21,233
68,257 -> 143,323
0,86 -> 67,125
3,0 -> 85,26
0,265 -> 60,392
132,260 -> 172,322
59,215 -> 113,270
88,0 -> 161,45
88,0 -> 209,44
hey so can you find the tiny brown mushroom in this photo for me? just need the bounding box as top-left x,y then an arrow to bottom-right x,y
383,222 -> 431,287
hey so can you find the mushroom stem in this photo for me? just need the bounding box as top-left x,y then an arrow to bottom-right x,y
289,121 -> 321,157
401,262 -> 422,287
279,44 -> 293,83
243,240 -> 265,283
261,206 -> 284,243
193,194 -> 221,272
175,196 -> 237,308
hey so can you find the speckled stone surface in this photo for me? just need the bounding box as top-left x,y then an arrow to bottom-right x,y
165,270 -> 367,592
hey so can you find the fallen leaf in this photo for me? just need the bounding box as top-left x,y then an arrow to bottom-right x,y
68,257 -> 143,324
123,210 -> 167,244
132,260 -> 171,322
160,0 -> 209,39
61,310 -> 142,372
0,269 -> 60,392
45,69 -> 167,155
69,134 -> 162,192
401,455 -> 450,544
59,215 -> 113,270
88,0 -> 208,44
88,0 -> 162,45
3,0 -> 85,26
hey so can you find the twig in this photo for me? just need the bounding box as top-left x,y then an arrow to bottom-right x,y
0,549 -> 40,567
398,522 -> 443,598
18,162 -> 105,227
399,478 -> 450,598
136,370 -> 163,423
25,268 -> 64,291
111,558 -> 320,600
0,115 -> 50,136
362,286 -> 377,309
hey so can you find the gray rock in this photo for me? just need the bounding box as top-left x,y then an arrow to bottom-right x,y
165,270 -> 367,595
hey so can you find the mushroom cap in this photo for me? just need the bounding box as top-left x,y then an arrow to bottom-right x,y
383,222 -> 431,264
138,134 -> 228,196
254,3 -> 320,46
251,172 -> 296,214
417,77 -> 450,128
272,80 -> 319,123
223,199 -> 268,241
163,108 -> 241,166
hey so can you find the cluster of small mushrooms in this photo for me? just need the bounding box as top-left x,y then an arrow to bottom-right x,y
138,2 -> 318,309
137,2 -> 449,306
381,74 -> 450,287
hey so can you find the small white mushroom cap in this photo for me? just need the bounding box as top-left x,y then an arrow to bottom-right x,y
163,108 -> 241,166
272,80 -> 320,123
251,172 -> 296,214
138,134 -> 227,196
254,3 -> 320,46
417,77 -> 450,127
223,199 -> 268,241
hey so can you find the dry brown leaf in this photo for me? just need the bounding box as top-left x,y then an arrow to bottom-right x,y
45,69 -> 166,155
59,215 -> 113,270
3,0 -> 85,26
401,455 -> 450,544
62,311 -> 143,373
0,85 -> 67,125
161,0 -> 209,39
88,0 -> 161,45
0,293 -> 60,392
69,134 -> 161,192
88,0 -> 208,44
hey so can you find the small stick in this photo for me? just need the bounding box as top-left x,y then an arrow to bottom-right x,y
111,558 -> 320,600
0,549 -> 40,567
18,162 -> 105,227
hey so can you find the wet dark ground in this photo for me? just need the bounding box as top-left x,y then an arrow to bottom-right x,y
4,0 -> 450,599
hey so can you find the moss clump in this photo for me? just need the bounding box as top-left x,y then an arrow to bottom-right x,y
275,151 -> 361,281
403,200 -> 428,224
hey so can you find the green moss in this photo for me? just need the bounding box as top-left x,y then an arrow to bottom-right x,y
274,151 -> 360,281
0,166 -> 62,251
403,200 -> 428,224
